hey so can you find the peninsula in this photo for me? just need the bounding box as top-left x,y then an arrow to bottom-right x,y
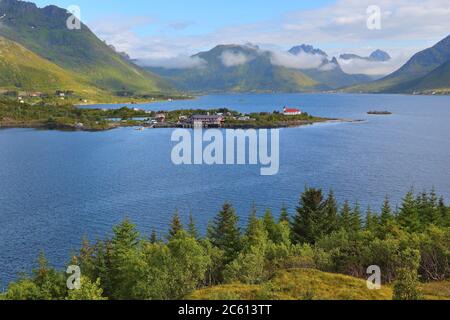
0,99 -> 334,131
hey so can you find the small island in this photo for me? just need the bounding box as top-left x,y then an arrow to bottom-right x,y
0,98 -> 337,131
367,111 -> 392,115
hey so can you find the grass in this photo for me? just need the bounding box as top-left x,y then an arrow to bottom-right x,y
189,268 -> 450,300
420,281 -> 450,300
0,36 -> 97,94
189,269 -> 393,300
0,36 -> 179,104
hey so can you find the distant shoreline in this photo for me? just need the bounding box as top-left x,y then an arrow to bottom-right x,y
0,118 -> 363,132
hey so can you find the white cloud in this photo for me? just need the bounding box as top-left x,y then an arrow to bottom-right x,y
338,53 -> 410,76
137,55 -> 206,69
282,0 -> 450,44
319,63 -> 337,71
270,51 -> 326,70
88,0 -> 450,74
220,50 -> 254,67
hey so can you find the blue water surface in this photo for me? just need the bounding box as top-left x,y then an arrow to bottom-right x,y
1,93 -> 449,286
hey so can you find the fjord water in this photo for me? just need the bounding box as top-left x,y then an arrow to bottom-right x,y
1,93 -> 450,286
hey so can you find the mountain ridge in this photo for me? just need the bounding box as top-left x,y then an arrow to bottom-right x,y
0,0 -> 172,98
146,44 -> 325,93
345,35 -> 450,94
146,43 -> 379,92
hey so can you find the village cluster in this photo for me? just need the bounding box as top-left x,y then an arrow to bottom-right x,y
129,106 -> 304,129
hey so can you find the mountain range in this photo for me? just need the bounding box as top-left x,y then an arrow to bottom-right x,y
0,0 -> 448,97
340,50 -> 391,62
146,44 -> 326,93
145,44 -> 379,93
287,45 -> 378,89
346,35 -> 450,94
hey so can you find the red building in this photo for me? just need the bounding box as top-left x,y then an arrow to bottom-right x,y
283,107 -> 302,115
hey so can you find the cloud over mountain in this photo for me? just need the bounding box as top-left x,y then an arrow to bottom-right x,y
220,50 -> 254,67
137,55 -> 206,69
269,51 -> 326,70
90,0 -> 449,72
338,54 -> 409,76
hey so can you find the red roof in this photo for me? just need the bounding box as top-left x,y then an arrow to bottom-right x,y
284,107 -> 301,113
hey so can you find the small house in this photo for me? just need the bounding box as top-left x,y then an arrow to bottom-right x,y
283,107 -> 302,116
190,115 -> 224,128
155,113 -> 166,123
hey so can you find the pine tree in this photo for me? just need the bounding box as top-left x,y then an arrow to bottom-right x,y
246,205 -> 259,243
397,190 -> 421,232
208,203 -> 242,263
291,188 -> 325,244
187,212 -> 199,240
350,202 -> 362,232
168,210 -> 184,239
110,219 -> 141,299
438,197 -> 449,227
416,191 -> 435,226
380,197 -> 394,229
428,188 -> 442,225
245,211 -> 268,249
323,190 -> 339,235
263,209 -> 278,243
112,219 -> 140,249
150,230 -> 158,244
339,200 -> 352,232
429,187 -> 438,208
279,204 -> 290,223
365,206 -> 379,233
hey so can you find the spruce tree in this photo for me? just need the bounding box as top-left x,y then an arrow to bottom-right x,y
339,200 -> 352,232
380,196 -> 394,231
246,205 -> 259,243
263,209 -> 278,243
364,206 -> 379,233
110,219 -> 141,299
438,197 -> 449,227
397,190 -> 421,232
291,188 -> 325,244
112,219 -> 140,249
150,230 -> 158,244
168,211 -> 184,239
350,202 -> 362,233
279,204 -> 290,223
208,203 -> 242,263
417,191 -> 435,226
187,212 -> 199,240
245,210 -> 268,248
428,188 -> 442,225
323,190 -> 339,235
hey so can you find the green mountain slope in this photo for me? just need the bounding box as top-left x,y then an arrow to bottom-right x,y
410,60 -> 450,93
147,44 -> 324,93
0,0 -> 171,96
301,58 -> 375,89
148,44 -> 377,92
0,35 -> 100,95
347,35 -> 450,93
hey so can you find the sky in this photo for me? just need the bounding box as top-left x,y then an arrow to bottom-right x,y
33,0 -> 450,75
